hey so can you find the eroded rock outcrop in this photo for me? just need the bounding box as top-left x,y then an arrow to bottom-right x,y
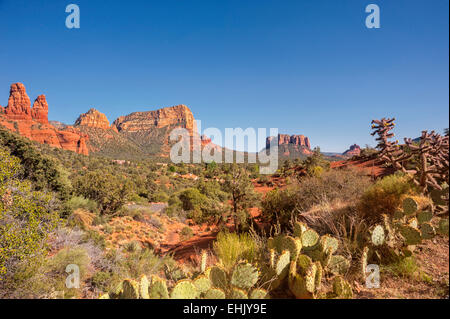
74,108 -> 111,129
31,95 -> 49,124
0,83 -> 89,155
4,83 -> 32,120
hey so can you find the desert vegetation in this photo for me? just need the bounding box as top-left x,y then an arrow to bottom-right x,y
0,118 -> 448,299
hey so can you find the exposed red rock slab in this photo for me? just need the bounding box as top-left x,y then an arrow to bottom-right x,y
330,157 -> 394,178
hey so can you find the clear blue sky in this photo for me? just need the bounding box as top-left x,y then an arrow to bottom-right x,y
0,0 -> 448,152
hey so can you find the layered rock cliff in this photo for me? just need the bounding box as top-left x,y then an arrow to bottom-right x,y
112,104 -> 196,135
0,83 -> 89,155
266,134 -> 311,150
75,108 -> 111,130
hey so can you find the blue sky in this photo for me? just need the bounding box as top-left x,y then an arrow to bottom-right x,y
0,0 -> 448,152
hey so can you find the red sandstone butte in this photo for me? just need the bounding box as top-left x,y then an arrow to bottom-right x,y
0,83 -> 89,155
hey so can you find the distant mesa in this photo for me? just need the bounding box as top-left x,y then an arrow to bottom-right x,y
266,134 -> 312,157
342,144 -> 361,157
266,134 -> 311,149
112,104 -> 196,136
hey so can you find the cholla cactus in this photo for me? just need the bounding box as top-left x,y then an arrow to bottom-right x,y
371,118 -> 449,194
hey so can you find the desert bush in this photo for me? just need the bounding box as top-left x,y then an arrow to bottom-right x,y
73,170 -> 133,215
180,226 -> 193,241
261,168 -> 371,228
213,231 -> 259,271
0,148 -> 60,280
63,196 -> 99,217
359,173 -> 414,221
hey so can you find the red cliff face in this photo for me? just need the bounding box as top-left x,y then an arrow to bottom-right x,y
112,104 -> 196,135
0,83 -> 89,155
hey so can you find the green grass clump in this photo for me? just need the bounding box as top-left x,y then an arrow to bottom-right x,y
213,231 -> 259,271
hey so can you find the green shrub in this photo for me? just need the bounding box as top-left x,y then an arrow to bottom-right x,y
180,227 -> 193,241
213,231 -> 259,271
261,168 -> 371,228
360,173 -> 413,221
73,170 -> 133,215
0,148 -> 60,279
91,271 -> 112,292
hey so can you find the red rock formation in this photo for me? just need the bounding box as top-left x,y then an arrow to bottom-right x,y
74,108 -> 111,129
266,134 -> 311,150
0,83 -> 89,155
343,144 -> 361,157
113,104 -> 196,135
4,83 -> 32,120
31,95 -> 49,124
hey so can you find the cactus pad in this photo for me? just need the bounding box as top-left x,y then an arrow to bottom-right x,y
293,221 -> 308,237
371,225 -> 385,246
403,197 -> 418,215
209,266 -> 228,290
139,275 -> 150,299
204,288 -> 226,299
231,262 -> 259,289
249,288 -> 268,299
328,255 -> 350,276
120,279 -> 139,299
437,218 -> 449,236
417,211 -> 433,224
149,276 -> 169,299
419,222 -> 436,240
332,276 -> 353,299
301,229 -> 319,248
275,250 -> 291,276
193,275 -> 212,294
400,225 -> 422,245
230,288 -> 248,299
170,280 -> 199,299
319,235 -> 339,254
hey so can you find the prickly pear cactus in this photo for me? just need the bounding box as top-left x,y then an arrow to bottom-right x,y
204,288 -> 226,299
209,266 -> 228,290
371,225 -> 385,246
193,275 -> 212,294
230,287 -> 248,299
332,276 -> 353,299
170,280 -> 199,299
249,288 -> 268,299
301,229 -> 320,249
438,218 -> 449,236
139,275 -> 150,299
120,279 -> 140,299
230,262 -> 260,289
403,197 -> 418,215
149,275 -> 169,299
327,255 -> 350,276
